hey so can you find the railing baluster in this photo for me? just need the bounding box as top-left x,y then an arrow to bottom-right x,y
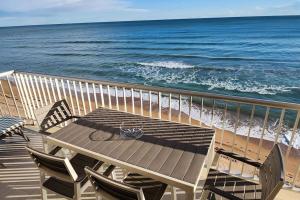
100,84 -> 104,107
44,77 -> 52,103
285,111 -> 300,167
115,86 -> 119,111
67,80 -> 75,115
0,80 -> 11,115
39,76 -> 48,105
73,81 -> 81,116
93,83 -> 98,109
12,74 -> 27,118
179,94 -> 182,122
211,100 -> 215,127
241,105 -> 255,175
50,78 -> 57,102
14,74 -> 30,118
131,88 -> 135,114
220,103 -> 228,148
29,75 -> 39,108
274,109 -> 286,144
169,93 -> 172,121
123,87 -> 127,111
86,82 -> 92,112
55,78 -> 62,100
228,104 -> 241,172
79,82 -> 86,115
149,91 -> 152,117
107,85 -> 112,109
19,74 -> 35,119
189,96 -> 192,124
256,107 -> 270,162
158,92 -> 161,119
292,161 -> 300,188
24,74 -> 36,110
61,79 -> 67,101
200,98 -> 204,126
34,76 -> 43,107
139,90 -> 143,115
7,75 -> 21,117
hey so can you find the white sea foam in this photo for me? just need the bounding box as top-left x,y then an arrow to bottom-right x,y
199,78 -> 294,95
138,61 -> 195,69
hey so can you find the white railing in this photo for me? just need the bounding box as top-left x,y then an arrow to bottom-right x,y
0,70 -> 300,188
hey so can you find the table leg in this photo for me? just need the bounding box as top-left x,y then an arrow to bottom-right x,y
185,190 -> 196,200
171,186 -> 177,200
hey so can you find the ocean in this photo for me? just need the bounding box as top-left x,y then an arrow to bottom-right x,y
0,16 -> 300,104
0,15 -> 300,147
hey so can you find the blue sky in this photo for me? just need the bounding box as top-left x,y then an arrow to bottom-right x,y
0,0 -> 300,27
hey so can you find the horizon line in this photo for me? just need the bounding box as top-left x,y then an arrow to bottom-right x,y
1,14 -> 299,28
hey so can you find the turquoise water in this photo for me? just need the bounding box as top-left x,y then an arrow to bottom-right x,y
0,16 -> 300,103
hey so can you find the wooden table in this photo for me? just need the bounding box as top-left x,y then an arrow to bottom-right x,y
46,108 -> 215,199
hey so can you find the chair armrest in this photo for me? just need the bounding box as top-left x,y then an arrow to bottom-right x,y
215,148 -> 262,168
48,146 -> 62,155
71,116 -> 81,119
103,165 -> 116,177
205,186 -> 242,200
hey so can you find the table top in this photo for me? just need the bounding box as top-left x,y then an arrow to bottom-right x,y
47,108 -> 215,190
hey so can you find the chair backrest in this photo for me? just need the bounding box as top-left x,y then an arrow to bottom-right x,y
259,144 -> 285,200
85,167 -> 144,200
34,99 -> 73,132
25,145 -> 78,182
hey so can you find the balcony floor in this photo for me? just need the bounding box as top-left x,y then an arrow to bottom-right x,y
0,126 -> 298,200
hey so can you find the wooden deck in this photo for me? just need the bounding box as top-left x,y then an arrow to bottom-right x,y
0,126 -> 298,200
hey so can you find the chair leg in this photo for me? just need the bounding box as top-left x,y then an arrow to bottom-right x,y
200,189 -> 210,200
74,182 -> 81,200
40,172 -> 47,200
171,186 -> 177,200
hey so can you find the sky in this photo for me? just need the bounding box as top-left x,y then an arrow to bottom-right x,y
0,0 -> 300,27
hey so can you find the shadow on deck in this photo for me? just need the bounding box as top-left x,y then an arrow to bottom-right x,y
0,126 -> 298,200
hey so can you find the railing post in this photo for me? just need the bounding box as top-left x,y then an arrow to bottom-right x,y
67,80 -> 75,114
115,86 -> 119,111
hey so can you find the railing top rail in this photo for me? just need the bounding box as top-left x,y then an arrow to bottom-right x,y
0,70 -> 14,78
13,70 -> 300,111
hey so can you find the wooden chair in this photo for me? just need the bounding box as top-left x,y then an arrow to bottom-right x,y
25,145 -> 112,200
85,167 -> 167,200
0,116 -> 29,141
34,99 -> 79,154
200,144 -> 285,200
34,99 -> 80,133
